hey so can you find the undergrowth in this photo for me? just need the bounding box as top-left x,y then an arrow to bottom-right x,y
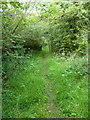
2,51 -> 48,118
46,54 -> 88,118
2,50 -> 88,118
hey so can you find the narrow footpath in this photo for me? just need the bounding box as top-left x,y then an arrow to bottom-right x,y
42,51 -> 60,118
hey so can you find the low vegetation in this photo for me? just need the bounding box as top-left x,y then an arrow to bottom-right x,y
3,52 -> 48,118
2,0 -> 89,118
2,50 -> 88,118
47,53 -> 88,118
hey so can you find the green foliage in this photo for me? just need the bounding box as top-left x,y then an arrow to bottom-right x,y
22,22 -> 43,50
3,52 -> 48,118
2,2 -> 25,53
46,54 -> 88,118
2,1 -> 89,55
3,51 -> 88,118
2,1 -> 88,118
41,2 -> 88,55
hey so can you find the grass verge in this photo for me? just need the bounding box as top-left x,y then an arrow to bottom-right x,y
2,51 -> 48,118
46,54 -> 88,118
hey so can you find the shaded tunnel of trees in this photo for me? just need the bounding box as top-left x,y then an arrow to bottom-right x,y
1,0 -> 90,118
2,1 -> 89,56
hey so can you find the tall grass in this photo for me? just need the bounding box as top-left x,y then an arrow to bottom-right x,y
46,54 -> 88,118
2,52 -> 48,118
2,50 -> 88,118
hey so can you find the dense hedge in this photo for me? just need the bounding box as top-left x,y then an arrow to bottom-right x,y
2,1 -> 89,56
41,2 -> 89,55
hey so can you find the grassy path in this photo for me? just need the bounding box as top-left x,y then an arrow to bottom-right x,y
42,51 -> 60,118
3,49 -> 88,118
